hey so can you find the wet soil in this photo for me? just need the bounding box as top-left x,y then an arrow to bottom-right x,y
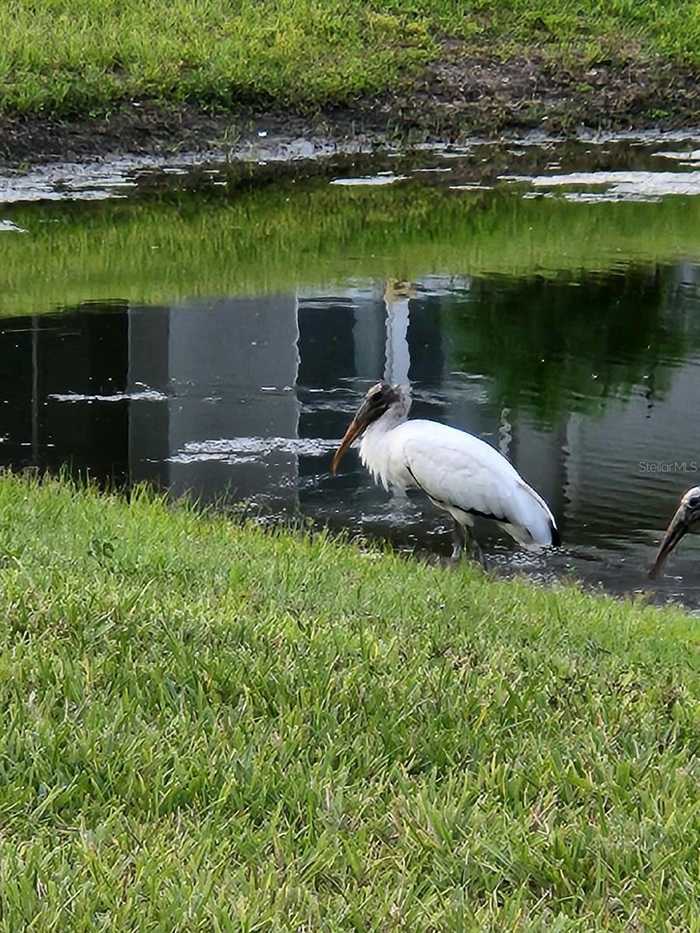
1,48 -> 699,168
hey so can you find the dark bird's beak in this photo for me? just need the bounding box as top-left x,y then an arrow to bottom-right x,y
649,504 -> 691,578
331,413 -> 368,475
330,382 -> 397,475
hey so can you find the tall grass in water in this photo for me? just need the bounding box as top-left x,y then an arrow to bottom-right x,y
2,182 -> 700,316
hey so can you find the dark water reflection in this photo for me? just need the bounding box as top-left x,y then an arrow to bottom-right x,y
2,259 -> 700,609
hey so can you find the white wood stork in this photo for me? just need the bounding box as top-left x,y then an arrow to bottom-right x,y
649,485 -> 700,577
331,382 -> 559,560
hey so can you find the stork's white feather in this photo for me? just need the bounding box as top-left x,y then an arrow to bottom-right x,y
358,386 -> 557,548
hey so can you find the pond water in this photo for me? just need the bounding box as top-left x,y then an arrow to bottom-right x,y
2,133 -> 700,608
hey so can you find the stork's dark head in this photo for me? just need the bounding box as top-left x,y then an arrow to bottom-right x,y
331,382 -> 403,475
649,485 -> 700,577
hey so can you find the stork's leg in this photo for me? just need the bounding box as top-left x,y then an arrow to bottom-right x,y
452,519 -> 488,569
469,536 -> 487,570
451,519 -> 466,561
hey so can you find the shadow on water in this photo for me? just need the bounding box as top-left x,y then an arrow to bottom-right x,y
1,134 -> 700,609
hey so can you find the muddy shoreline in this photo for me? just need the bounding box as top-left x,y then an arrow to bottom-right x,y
1,51 -> 699,169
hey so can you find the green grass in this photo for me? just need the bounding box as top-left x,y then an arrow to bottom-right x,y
0,472 -> 698,929
0,0 -> 699,117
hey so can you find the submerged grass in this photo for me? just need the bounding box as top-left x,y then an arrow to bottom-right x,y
0,472 -> 698,928
1,0 -> 699,117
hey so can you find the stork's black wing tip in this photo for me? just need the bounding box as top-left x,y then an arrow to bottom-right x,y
550,522 -> 561,547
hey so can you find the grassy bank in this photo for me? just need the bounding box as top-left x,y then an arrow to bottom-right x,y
1,1 -> 699,118
0,473 -> 698,928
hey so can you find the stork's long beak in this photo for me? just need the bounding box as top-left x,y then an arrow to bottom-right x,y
649,504 -> 690,578
331,416 -> 367,475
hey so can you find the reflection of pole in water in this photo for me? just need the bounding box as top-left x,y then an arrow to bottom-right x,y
383,280 -> 415,507
32,315 -> 39,465
383,280 -> 415,385
498,406 -> 512,459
